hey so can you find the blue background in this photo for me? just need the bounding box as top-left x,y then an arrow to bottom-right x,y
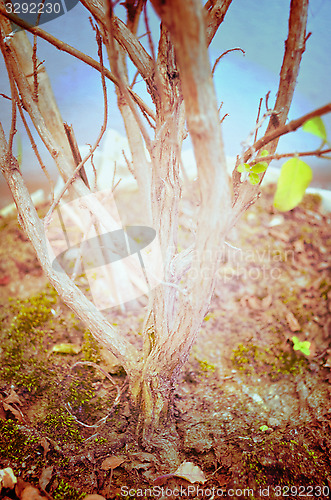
0,0 -> 330,207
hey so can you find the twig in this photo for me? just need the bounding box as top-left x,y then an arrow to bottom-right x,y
254,98 -> 263,142
105,0 -> 152,154
80,0 -> 155,87
248,147 -> 331,165
17,98 -> 55,201
44,22 -> 109,224
263,0 -> 309,154
6,60 -> 17,157
265,90 -> 271,112
130,69 -> 139,88
143,3 -> 156,61
205,0 -> 233,46
90,147 -> 98,191
242,103 -> 331,164
220,113 -> 229,124
64,123 -> 90,188
232,0 -> 310,209
32,0 -> 45,102
0,5 -> 156,122
212,47 -> 245,75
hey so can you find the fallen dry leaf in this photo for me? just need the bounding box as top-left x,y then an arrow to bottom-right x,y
173,461 -> 206,484
4,388 -> 22,406
39,438 -> 50,460
247,296 -> 261,310
0,275 -> 10,286
39,466 -> 53,490
324,355 -> 331,368
268,228 -> 290,242
15,479 -> 45,500
2,402 -> 25,423
293,239 -> 305,253
0,467 -> 17,490
286,311 -> 300,332
100,456 -> 125,471
261,294 -> 272,309
84,495 -> 107,500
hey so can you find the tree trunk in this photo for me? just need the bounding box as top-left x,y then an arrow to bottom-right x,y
127,358 -> 181,465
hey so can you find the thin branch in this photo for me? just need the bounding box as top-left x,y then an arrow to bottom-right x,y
263,0 -> 309,153
205,0 -> 233,46
232,0 -> 310,212
254,98 -> 263,142
220,113 -> 229,124
0,124 -> 139,372
242,103 -> 331,164
18,99 -> 55,201
1,34 -> 54,198
45,21 -> 109,223
80,0 -> 155,85
0,5 -> 155,122
143,2 -> 156,61
212,47 -> 245,75
249,147 -> 331,165
104,0 -> 152,154
6,58 -> 17,157
130,69 -> 139,88
32,36 -> 38,102
64,123 -> 90,188
265,90 -> 271,112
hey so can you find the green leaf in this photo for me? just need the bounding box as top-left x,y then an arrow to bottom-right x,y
237,163 -> 250,173
292,336 -> 310,356
259,425 -> 269,432
273,158 -> 312,211
302,117 -> 327,141
52,343 -> 81,355
251,162 -> 268,174
259,150 -> 269,157
248,172 -> 260,185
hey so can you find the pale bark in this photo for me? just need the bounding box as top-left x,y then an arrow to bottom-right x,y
0,127 -> 138,373
0,3 -> 155,121
231,0 -> 309,223
0,10 -> 75,176
0,0 -> 318,448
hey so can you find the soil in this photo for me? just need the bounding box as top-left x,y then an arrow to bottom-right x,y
0,183 -> 331,500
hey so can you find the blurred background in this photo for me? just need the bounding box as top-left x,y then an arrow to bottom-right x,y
0,0 -> 330,208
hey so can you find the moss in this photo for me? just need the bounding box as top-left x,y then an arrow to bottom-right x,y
203,313 -> 215,322
0,419 -> 41,465
231,342 -> 309,379
241,436 -> 329,495
197,358 -> 216,373
81,329 -> 101,363
319,278 -> 331,301
44,409 -> 84,444
0,287 -> 58,391
53,479 -> 85,500
300,193 -> 322,212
